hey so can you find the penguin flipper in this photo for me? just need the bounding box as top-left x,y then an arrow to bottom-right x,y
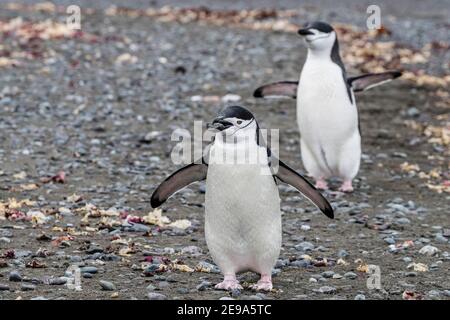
151,163 -> 208,208
253,81 -> 298,99
274,159 -> 334,219
348,71 -> 402,92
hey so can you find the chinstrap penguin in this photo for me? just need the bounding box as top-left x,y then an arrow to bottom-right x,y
151,106 -> 333,291
254,21 -> 402,192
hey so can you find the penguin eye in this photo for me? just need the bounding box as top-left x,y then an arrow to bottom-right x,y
237,120 -> 242,125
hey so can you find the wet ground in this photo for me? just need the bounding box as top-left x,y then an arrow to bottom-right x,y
0,2 -> 449,300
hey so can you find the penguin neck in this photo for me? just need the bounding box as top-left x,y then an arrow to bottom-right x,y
306,47 -> 332,63
214,126 -> 258,147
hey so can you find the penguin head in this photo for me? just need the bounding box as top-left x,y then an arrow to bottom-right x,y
298,21 -> 336,51
207,105 -> 257,136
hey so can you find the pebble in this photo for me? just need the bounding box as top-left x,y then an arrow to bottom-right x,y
322,271 -> 335,278
0,284 -> 10,291
49,277 -> 67,285
318,286 -> 337,294
99,280 -> 116,291
177,287 -> 189,294
80,266 -> 98,274
158,281 -> 170,289
419,245 -> 439,256
21,283 -> 36,291
290,259 -> 310,268
354,294 -> 366,300
295,241 -> 315,252
147,292 -> 167,300
337,249 -> 349,257
197,261 -> 221,273
9,271 -> 22,282
146,284 -> 157,291
196,281 -> 211,291
181,246 -> 202,255
384,237 -> 396,244
344,272 -> 357,280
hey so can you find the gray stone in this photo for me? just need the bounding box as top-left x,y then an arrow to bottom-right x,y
322,271 -> 335,278
9,271 -> 22,282
147,292 -> 167,300
49,277 -> 67,285
99,280 -> 116,291
0,284 -> 9,291
21,283 -> 36,291
295,241 -> 315,252
318,286 -> 337,294
196,281 -> 211,291
344,272 -> 357,280
80,266 -> 98,274
337,249 -> 349,257
354,294 -> 366,300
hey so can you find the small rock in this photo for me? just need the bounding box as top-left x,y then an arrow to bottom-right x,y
419,245 -> 439,256
147,292 -> 167,300
196,281 -> 211,291
9,271 -> 22,282
0,284 -> 9,291
384,237 -> 396,244
322,271 -> 335,278
158,281 -> 170,289
49,277 -> 67,285
80,266 -> 98,274
21,283 -> 36,291
318,286 -> 337,294
344,272 -> 357,280
177,287 -> 189,294
295,241 -> 315,252
337,249 -> 349,257
99,280 -> 116,291
231,289 -> 241,298
146,284 -> 156,291
354,294 -> 366,300
181,246 -> 202,255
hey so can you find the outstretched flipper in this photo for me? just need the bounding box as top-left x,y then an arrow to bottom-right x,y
151,163 -> 208,208
274,159 -> 334,218
348,71 -> 402,92
253,81 -> 298,99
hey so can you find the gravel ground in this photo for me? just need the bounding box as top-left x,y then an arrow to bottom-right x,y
0,3 -> 449,300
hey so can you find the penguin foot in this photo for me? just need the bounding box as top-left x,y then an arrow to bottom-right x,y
215,275 -> 243,291
339,180 -> 354,192
250,275 -> 273,291
315,179 -> 329,190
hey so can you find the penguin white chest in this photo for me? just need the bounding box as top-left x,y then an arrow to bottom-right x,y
204,145 -> 281,274
296,59 -> 361,179
297,60 -> 357,138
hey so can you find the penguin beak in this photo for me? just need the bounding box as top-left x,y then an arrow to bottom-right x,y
298,28 -> 314,36
207,118 -> 233,131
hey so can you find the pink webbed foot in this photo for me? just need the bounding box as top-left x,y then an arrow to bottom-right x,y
215,274 -> 242,291
250,274 -> 273,291
339,180 -> 354,192
315,178 -> 329,190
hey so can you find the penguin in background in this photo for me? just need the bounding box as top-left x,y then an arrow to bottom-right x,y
254,21 -> 402,192
151,106 -> 333,291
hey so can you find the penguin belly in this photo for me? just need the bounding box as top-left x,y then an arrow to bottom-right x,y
205,164 -> 281,275
297,61 -> 361,180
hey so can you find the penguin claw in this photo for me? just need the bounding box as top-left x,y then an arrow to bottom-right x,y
250,280 -> 273,292
339,180 -> 354,192
214,280 -> 243,291
315,179 -> 329,190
